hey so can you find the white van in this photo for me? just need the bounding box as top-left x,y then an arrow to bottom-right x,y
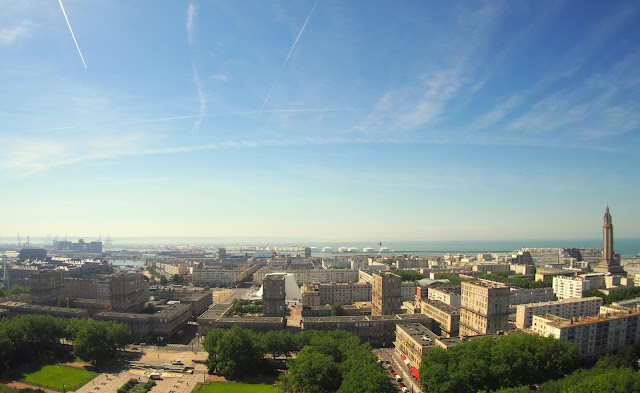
149,373 -> 162,380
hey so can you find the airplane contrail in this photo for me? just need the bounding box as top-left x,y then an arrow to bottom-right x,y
259,0 -> 319,113
58,0 -> 87,69
31,108 -> 362,134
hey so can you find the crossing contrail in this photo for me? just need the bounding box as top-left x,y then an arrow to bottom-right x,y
58,0 -> 87,69
259,0 -> 319,113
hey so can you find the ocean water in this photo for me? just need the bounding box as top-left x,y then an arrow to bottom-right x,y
3,237 -> 639,257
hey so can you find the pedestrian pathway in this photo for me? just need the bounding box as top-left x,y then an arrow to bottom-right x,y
74,372 -> 132,393
5,382 -> 58,393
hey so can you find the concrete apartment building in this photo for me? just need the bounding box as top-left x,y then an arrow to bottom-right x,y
0,300 -> 89,319
553,276 -> 591,299
395,323 -> 439,368
301,282 -> 372,307
460,280 -> 510,337
372,272 -> 402,316
509,287 -> 554,309
530,306 -> 640,361
253,267 -> 359,286
151,287 -> 213,318
94,303 -> 192,341
302,304 -> 371,317
428,286 -> 461,307
262,274 -> 286,317
29,270 -> 64,305
301,313 -> 432,347
515,297 -> 603,329
61,273 -> 149,312
193,264 -> 261,287
109,273 -> 149,312
420,299 -> 460,337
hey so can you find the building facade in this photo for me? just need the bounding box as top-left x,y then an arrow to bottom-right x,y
420,299 -> 460,337
553,276 -> 591,299
372,272 -> 402,316
29,270 -> 64,305
427,286 -> 461,307
262,274 -> 286,317
394,323 -> 438,368
459,280 -> 510,337
530,307 -> 640,361
515,297 -> 603,329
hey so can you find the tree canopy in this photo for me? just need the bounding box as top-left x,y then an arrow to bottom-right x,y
0,314 -> 132,369
201,327 -> 394,392
420,333 -> 581,393
392,270 -> 425,282
494,346 -> 640,393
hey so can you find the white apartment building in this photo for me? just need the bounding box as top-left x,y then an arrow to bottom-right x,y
553,276 -> 591,299
509,287 -> 555,308
531,306 -> 640,360
428,286 -> 461,307
515,297 -> 603,329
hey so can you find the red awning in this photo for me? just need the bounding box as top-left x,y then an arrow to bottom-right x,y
400,355 -> 406,361
410,366 -> 420,380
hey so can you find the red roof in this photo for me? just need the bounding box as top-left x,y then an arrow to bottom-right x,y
410,366 -> 420,380
400,355 -> 406,361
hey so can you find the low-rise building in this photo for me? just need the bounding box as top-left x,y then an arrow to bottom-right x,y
420,299 -> 460,337
254,267 -> 359,286
428,286 -> 461,307
394,323 -> 438,368
301,314 -> 432,347
509,287 -> 554,309
515,297 -> 603,329
530,307 -> 640,361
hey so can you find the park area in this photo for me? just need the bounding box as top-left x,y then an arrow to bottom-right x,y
21,364 -> 97,392
195,382 -> 278,393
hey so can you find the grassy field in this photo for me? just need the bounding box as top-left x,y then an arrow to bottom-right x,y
196,382 -> 278,393
22,364 -> 97,391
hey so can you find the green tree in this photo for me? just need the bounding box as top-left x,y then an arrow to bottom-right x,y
338,343 -> 395,393
203,328 -> 225,372
171,274 -> 185,285
159,275 -> 169,285
8,285 -> 30,295
331,302 -> 345,316
216,326 -> 261,379
420,333 -> 581,393
393,270 -> 426,282
280,347 -> 341,393
74,320 -> 116,365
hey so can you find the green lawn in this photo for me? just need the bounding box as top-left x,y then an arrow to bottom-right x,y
196,382 -> 278,393
22,364 -> 98,391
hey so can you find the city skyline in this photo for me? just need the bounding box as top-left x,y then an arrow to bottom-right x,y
2,1 -> 640,240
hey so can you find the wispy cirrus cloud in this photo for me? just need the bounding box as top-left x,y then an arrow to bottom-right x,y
0,20 -> 32,45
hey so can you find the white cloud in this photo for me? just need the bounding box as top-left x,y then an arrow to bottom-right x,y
0,20 -> 32,45
212,73 -> 229,82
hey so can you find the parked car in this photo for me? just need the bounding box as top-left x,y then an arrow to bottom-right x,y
401,387 -> 409,392
171,360 -> 184,365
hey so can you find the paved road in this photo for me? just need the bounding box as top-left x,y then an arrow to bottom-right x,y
374,348 -> 422,393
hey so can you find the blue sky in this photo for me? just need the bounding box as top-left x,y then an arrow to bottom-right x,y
1,0 -> 639,241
